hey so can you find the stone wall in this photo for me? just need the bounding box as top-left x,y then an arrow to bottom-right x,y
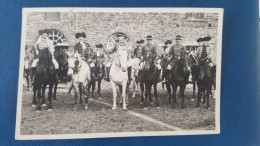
26,12 -> 219,63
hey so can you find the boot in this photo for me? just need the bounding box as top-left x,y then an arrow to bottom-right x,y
137,69 -> 142,82
158,69 -> 162,82
104,67 -> 110,82
162,69 -> 170,83
55,69 -> 61,83
128,66 -> 132,82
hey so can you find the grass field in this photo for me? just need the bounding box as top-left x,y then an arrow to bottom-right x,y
20,81 -> 216,135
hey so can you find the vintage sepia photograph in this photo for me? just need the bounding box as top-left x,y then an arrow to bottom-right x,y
16,8 -> 223,140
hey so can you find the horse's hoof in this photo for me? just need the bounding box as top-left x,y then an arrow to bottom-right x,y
84,106 -> 88,110
90,98 -> 93,101
206,107 -> 211,110
47,109 -> 53,112
144,107 -> 148,110
74,107 -> 78,111
32,104 -> 36,107
42,104 -> 46,107
98,97 -> 102,100
112,107 -> 116,110
122,108 -> 128,111
191,98 -> 195,101
156,106 -> 160,109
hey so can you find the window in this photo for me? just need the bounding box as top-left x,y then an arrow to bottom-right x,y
186,13 -> 205,19
44,12 -> 61,21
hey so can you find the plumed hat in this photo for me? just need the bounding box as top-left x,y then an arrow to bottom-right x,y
136,39 -> 145,44
146,35 -> 152,40
95,44 -> 103,48
175,35 -> 182,40
75,32 -> 86,39
164,40 -> 172,45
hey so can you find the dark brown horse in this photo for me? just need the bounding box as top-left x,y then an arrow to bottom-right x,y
167,53 -> 190,109
188,54 -> 199,100
140,53 -> 160,109
32,48 -> 58,111
87,61 -> 105,99
197,59 -> 212,109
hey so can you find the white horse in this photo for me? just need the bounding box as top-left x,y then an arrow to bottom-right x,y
129,57 -> 141,98
67,55 -> 91,110
109,49 -> 129,111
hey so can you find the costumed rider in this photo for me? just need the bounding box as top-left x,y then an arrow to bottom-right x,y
103,33 -> 132,82
162,35 -> 191,84
93,43 -> 106,74
73,32 -> 95,77
161,40 -> 173,83
191,36 -> 214,67
137,35 -> 162,82
133,39 -> 145,82
31,30 -> 60,82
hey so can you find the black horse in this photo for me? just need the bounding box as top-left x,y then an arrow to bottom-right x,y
32,48 -> 58,111
140,54 -> 160,109
87,61 -> 105,99
166,53 -> 190,109
54,47 -> 69,82
197,59 -> 212,109
188,55 -> 199,100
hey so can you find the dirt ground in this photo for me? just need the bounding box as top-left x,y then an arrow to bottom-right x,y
20,81 -> 216,135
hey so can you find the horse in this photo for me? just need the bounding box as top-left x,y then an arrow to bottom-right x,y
54,48 -> 69,82
109,49 -> 130,111
140,53 -> 160,109
24,45 -> 37,90
129,57 -> 141,98
87,60 -> 105,99
188,54 -> 199,100
197,59 -> 212,109
166,53 -> 190,109
32,48 -> 58,111
67,55 -> 91,110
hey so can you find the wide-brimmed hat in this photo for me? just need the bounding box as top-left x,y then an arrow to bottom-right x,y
197,36 -> 211,42
95,44 -> 103,48
39,30 -> 49,35
136,39 -> 145,44
175,35 -> 182,40
164,40 -> 172,45
146,35 -> 152,40
75,32 -> 86,39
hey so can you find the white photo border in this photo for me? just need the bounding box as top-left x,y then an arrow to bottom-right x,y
15,7 -> 223,140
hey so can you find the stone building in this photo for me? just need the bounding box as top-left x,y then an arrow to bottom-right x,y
25,12 -> 219,63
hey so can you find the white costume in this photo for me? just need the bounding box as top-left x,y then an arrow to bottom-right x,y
31,35 -> 59,69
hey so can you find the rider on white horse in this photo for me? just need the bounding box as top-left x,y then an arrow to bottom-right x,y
103,33 -> 132,82
137,35 -> 162,82
31,30 -> 60,82
73,32 -> 95,77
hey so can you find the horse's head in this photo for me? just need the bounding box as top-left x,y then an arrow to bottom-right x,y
144,53 -> 154,70
198,59 -> 209,80
178,52 -> 190,73
115,49 -> 128,72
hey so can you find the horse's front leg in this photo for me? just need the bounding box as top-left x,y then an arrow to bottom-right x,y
132,79 -> 136,98
166,82 -> 172,103
81,83 -> 88,110
73,83 -> 79,111
197,83 -> 201,108
154,83 -> 159,108
47,84 -> 54,110
206,85 -> 211,109
41,84 -> 47,106
97,79 -> 102,99
110,81 -> 117,110
171,83 -> 177,109
92,81 -> 96,99
32,84 -> 37,106
140,81 -> 144,104
148,84 -> 153,104
36,86 -> 42,111
144,83 -> 149,109
122,81 -> 128,111
53,82 -> 58,100
192,79 -> 196,100
180,83 -> 187,109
